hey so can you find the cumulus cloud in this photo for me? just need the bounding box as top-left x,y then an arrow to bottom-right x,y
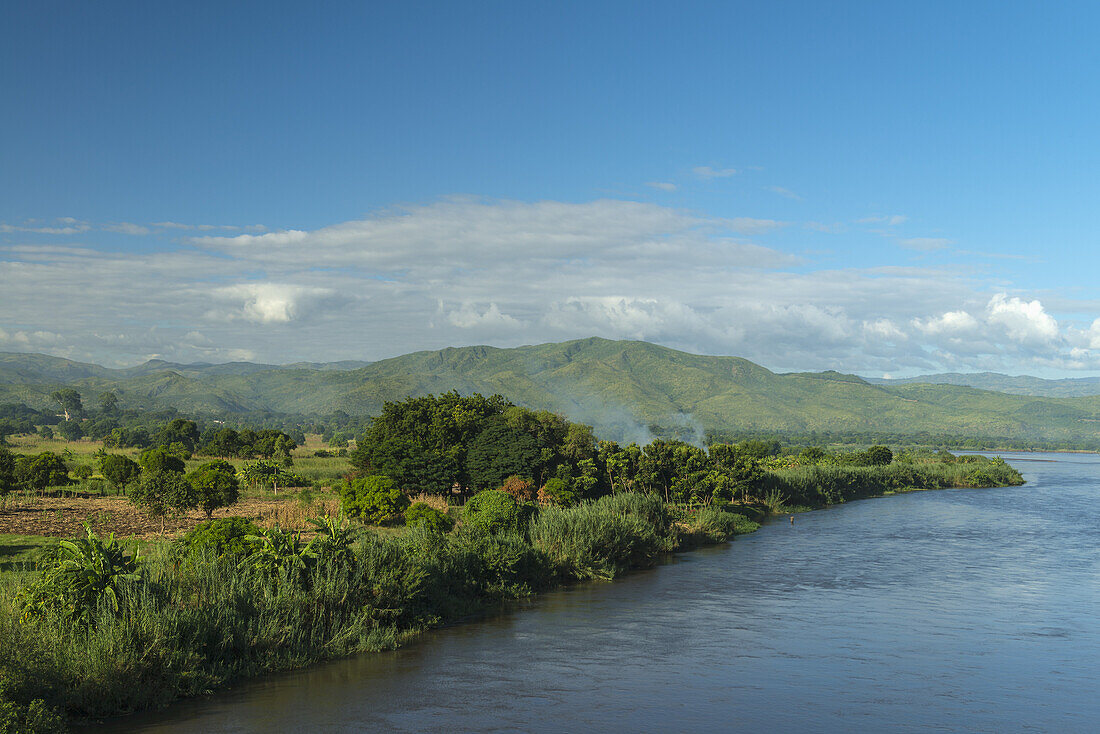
645,181 -> 677,191
986,293 -> 1059,345
103,222 -> 151,235
445,302 -> 524,330
210,283 -> 341,324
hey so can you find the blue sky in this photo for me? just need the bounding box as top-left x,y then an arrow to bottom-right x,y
2,1 -> 1099,376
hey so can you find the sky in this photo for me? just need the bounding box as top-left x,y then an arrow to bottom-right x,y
3,1 -> 1100,377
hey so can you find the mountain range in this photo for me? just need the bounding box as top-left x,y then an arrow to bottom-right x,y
3,338 -> 1100,445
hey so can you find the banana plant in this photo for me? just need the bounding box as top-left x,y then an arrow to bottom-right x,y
18,524 -> 141,624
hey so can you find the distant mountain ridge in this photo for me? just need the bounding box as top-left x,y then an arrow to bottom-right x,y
865,372 -> 1100,398
2,339 -> 1100,444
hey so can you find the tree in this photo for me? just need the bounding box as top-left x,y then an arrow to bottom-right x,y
15,452 -> 70,492
130,470 -> 198,531
240,459 -> 294,494
465,419 -> 541,491
100,454 -> 141,493
863,445 -> 893,466
0,446 -> 15,495
139,446 -> 186,475
186,461 -> 241,517
98,391 -> 119,414
50,389 -> 84,421
56,420 -> 84,441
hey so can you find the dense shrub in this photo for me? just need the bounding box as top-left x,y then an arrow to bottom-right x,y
340,475 -> 410,525
175,517 -> 261,562
15,453 -> 70,492
462,490 -> 524,535
537,477 -> 578,507
404,503 -> 455,534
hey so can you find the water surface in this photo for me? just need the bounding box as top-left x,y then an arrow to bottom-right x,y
90,453 -> 1100,732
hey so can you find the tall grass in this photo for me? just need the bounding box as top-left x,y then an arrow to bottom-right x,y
0,494 -> 751,727
762,457 -> 1024,508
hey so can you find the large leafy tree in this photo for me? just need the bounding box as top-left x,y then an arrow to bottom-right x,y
466,418 -> 542,490
351,392 -> 508,494
50,388 -> 84,422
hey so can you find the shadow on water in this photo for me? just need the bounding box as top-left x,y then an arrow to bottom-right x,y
83,452 -> 1100,733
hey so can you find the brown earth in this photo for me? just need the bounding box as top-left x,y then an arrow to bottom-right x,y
0,494 -> 341,540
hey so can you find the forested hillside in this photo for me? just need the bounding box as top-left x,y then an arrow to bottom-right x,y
3,338 -> 1100,445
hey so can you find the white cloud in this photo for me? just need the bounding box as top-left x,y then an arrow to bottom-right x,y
693,166 -> 737,179
210,283 -> 341,324
913,310 -> 981,336
645,181 -> 677,192
3,196 -> 1100,375
986,293 -> 1059,345
103,222 -> 151,235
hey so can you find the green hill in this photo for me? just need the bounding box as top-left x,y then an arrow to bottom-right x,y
3,338 -> 1100,444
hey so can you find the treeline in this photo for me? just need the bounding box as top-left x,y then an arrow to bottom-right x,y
703,427 -> 1100,453
344,393 -> 1024,511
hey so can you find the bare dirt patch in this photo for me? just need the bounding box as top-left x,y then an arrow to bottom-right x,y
0,494 -> 341,540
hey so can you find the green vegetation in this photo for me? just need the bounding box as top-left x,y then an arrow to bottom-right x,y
5,338 -> 1100,446
340,475 -> 410,524
0,390 -> 1029,730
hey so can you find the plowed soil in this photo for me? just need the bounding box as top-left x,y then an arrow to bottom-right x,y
0,494 -> 340,540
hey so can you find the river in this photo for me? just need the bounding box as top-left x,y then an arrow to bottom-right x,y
87,452 -> 1100,732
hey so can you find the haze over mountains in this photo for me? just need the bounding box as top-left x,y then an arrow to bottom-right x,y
3,338 -> 1100,445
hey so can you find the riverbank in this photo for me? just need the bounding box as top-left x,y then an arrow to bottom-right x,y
0,457 -> 1024,732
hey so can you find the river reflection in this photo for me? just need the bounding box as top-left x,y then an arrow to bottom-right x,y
85,453 -> 1100,733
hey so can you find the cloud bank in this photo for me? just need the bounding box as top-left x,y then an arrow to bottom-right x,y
0,197 -> 1096,375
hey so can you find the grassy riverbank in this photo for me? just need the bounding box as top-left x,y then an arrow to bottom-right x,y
0,456 -> 1023,733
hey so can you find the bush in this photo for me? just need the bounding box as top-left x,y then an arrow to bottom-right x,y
462,490 -> 523,535
537,477 -> 578,507
175,517 -> 261,562
129,470 -> 198,522
404,502 -> 455,534
0,674 -> 66,734
340,475 -> 410,525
